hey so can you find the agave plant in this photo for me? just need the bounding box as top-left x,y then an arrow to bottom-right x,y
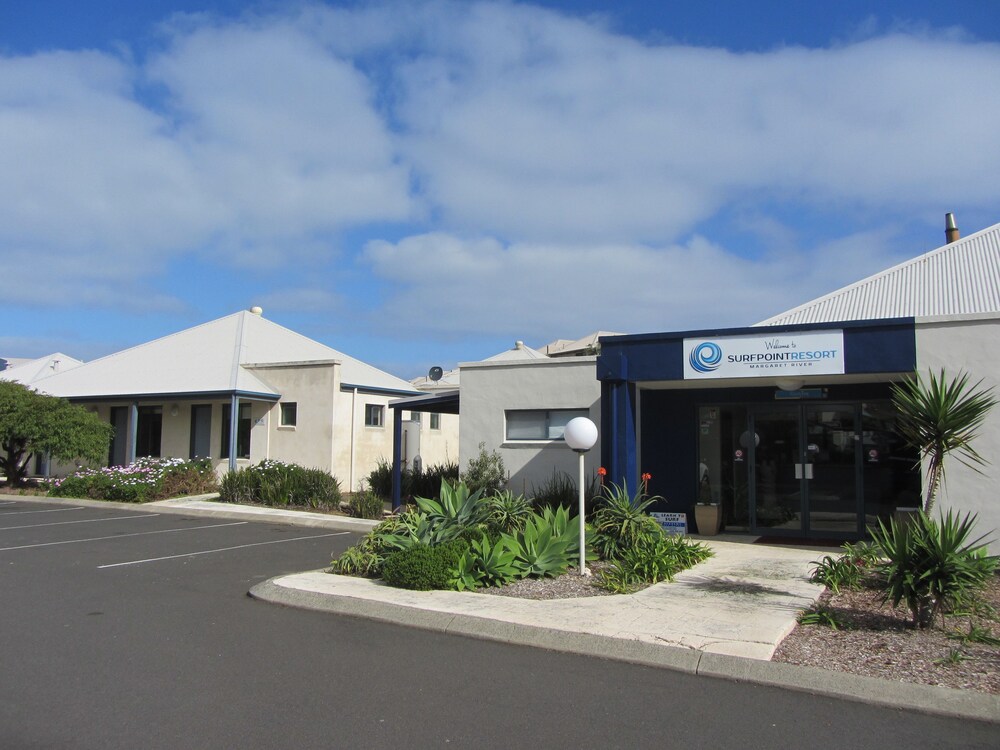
503,509 -> 576,578
891,369 -> 997,514
468,535 -> 519,587
414,479 -> 490,531
591,482 -> 663,560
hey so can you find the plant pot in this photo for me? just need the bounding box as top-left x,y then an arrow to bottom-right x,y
695,504 -> 721,536
892,506 -> 921,529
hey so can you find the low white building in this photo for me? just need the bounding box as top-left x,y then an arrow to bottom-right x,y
21,308 -> 458,491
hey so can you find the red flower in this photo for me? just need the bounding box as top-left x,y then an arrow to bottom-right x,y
641,472 -> 652,482
597,467 -> 607,477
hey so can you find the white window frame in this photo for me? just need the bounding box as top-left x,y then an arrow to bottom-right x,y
504,408 -> 589,442
365,403 -> 385,428
279,402 -> 297,428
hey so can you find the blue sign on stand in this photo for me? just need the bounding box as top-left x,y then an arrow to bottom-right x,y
651,512 -> 688,536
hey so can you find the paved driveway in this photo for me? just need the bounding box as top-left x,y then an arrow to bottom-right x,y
2,498 -> 998,750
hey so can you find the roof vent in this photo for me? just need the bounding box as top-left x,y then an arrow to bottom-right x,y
514,340 -> 524,350
249,306 -> 263,316
945,213 -> 960,244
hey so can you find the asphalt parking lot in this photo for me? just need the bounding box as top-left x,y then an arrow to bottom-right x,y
3,498 -> 998,750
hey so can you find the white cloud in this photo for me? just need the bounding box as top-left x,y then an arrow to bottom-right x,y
363,228 -> 909,342
2,0 -> 998,348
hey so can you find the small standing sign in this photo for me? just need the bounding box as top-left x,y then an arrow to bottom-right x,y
651,512 -> 688,536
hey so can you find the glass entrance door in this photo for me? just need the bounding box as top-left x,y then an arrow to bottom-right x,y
751,404 -> 862,537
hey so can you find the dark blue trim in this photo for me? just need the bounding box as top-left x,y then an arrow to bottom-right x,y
67,390 -> 280,403
391,408 -> 404,510
597,318 -> 916,383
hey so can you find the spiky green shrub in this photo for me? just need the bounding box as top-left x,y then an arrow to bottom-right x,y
349,490 -> 385,519
591,482 -> 663,560
869,510 -> 997,628
485,490 -> 533,535
366,458 -> 460,500
331,545 -> 383,577
598,531 -> 713,592
530,470 -> 602,516
891,369 -> 997,514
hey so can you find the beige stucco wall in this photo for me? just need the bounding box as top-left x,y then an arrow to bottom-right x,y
459,357 -> 601,497
333,388 -> 402,492
250,363 -> 338,473
915,314 -> 1000,552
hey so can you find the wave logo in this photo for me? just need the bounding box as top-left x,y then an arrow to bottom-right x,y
689,342 -> 723,373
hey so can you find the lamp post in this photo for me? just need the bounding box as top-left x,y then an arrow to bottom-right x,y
563,416 -> 598,576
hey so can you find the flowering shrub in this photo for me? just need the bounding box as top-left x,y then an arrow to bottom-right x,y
48,457 -> 218,503
219,460 -> 341,509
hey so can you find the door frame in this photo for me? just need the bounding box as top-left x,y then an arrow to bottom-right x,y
747,402 -> 864,539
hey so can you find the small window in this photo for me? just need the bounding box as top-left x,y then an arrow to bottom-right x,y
280,402 -> 297,427
505,409 -> 588,441
365,403 -> 384,428
430,413 -> 441,430
410,411 -> 422,424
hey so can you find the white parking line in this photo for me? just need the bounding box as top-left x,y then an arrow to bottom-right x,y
98,532 -> 350,568
0,514 -> 160,531
0,521 -> 248,552
0,507 -> 84,516
0,501 -> 18,506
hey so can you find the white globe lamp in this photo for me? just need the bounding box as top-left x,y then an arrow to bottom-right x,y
563,417 -> 598,575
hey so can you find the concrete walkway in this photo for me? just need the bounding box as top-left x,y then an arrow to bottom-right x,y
5,492 -> 999,722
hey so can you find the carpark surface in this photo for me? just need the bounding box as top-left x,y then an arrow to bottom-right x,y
2,498 -> 998,750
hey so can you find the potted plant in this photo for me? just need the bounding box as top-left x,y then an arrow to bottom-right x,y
694,473 -> 721,536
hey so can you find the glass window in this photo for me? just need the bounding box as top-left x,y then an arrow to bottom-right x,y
430,413 -> 441,430
410,411 -> 422,424
505,409 -> 588,441
280,402 -> 297,427
365,403 -> 384,428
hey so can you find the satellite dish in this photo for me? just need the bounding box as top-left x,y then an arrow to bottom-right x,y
428,366 -> 444,382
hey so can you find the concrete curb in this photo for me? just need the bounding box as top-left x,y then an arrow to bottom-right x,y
0,493 -> 381,534
249,574 -> 1000,725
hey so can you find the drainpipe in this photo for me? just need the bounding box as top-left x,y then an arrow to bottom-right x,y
391,408 -> 403,510
128,402 -> 138,465
228,394 -> 238,472
350,387 -> 358,492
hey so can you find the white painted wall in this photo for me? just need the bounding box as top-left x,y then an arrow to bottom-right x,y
915,314 -> 1000,552
459,357 -> 601,497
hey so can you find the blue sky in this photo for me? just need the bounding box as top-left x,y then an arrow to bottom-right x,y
2,1 -> 999,379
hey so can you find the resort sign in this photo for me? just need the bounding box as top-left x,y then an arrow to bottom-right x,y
683,330 -> 845,380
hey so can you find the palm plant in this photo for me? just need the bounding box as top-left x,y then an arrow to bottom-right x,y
891,369 -> 996,514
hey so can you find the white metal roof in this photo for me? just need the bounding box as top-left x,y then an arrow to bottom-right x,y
483,340 -> 549,362
757,220 -> 1000,326
0,353 -> 83,386
544,331 -> 624,356
29,310 -> 418,400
